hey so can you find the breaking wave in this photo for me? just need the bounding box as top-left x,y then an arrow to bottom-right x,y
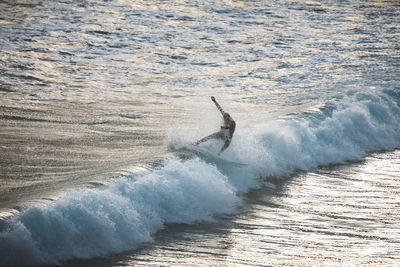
1,89 -> 399,266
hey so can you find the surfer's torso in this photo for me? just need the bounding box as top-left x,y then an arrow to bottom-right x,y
222,117 -> 236,140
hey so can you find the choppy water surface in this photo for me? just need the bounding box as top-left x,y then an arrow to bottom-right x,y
0,0 -> 399,266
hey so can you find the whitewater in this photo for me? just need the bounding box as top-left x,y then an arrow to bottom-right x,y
0,0 -> 399,266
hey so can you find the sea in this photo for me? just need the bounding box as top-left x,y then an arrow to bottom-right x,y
0,0 -> 399,266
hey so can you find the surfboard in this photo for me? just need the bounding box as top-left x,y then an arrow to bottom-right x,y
188,145 -> 248,166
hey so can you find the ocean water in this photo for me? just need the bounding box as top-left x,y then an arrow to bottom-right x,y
0,0 -> 399,266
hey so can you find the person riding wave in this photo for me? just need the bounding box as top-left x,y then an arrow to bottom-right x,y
193,96 -> 236,155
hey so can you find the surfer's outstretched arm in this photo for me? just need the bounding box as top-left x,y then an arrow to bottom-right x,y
211,96 -> 225,116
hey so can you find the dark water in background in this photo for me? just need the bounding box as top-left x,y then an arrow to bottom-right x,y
0,0 -> 399,266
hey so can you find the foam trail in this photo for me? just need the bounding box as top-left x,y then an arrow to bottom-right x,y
1,89 -> 399,266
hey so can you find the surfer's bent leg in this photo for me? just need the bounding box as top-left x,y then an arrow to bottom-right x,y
194,131 -> 224,146
218,138 -> 232,155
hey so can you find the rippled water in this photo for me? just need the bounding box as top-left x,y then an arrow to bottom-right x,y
0,0 -> 399,266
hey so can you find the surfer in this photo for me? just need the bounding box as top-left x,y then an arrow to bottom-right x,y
193,96 -> 236,155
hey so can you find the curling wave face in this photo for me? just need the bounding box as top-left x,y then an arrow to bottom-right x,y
1,89 -> 399,266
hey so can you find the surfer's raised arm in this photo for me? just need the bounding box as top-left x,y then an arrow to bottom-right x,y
211,96 -> 225,116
